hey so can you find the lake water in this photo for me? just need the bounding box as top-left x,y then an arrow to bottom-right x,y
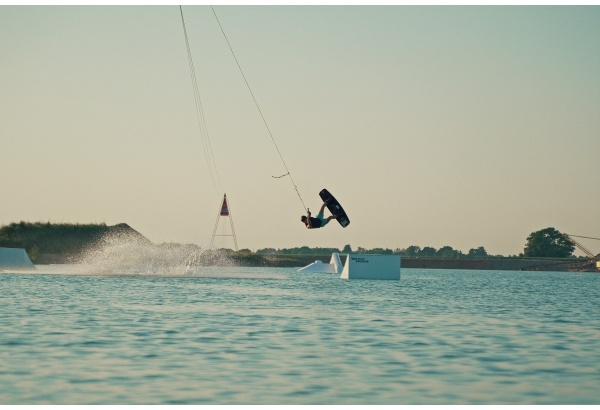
1,265 -> 599,404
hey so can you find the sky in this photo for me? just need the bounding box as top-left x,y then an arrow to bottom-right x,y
1,5 -> 599,256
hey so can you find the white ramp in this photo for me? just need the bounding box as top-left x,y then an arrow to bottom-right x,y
0,247 -> 36,271
297,259 -> 334,273
298,253 -> 343,273
330,253 -> 343,273
340,254 -> 400,280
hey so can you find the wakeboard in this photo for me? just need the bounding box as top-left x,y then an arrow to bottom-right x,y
319,188 -> 350,228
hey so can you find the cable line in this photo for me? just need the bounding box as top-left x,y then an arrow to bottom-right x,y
179,6 -> 223,193
210,6 -> 308,213
568,235 -> 600,241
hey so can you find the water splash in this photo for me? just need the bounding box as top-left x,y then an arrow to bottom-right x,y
77,231 -> 253,277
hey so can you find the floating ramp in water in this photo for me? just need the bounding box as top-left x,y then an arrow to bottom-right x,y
0,247 -> 36,271
298,253 -> 400,280
297,253 -> 343,274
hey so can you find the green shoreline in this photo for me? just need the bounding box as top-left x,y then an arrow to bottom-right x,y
1,222 -> 596,272
29,253 -> 598,272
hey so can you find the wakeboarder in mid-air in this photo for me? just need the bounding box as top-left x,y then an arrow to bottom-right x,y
301,199 -> 337,229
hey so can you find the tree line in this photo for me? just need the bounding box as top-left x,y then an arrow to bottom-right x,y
1,222 -> 585,261
256,227 -> 586,259
256,245 -> 490,258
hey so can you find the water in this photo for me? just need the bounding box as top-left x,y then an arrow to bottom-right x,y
1,266 -> 599,404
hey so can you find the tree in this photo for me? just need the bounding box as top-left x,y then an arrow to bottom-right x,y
436,246 -> 461,258
256,248 -> 276,255
468,247 -> 488,258
523,227 -> 574,258
342,244 -> 352,253
404,246 -> 421,257
420,247 -> 437,257
368,248 -> 394,255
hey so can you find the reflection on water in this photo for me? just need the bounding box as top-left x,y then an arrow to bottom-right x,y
1,267 -> 599,404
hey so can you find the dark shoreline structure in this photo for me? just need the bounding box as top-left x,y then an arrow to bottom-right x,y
0,222 -> 597,272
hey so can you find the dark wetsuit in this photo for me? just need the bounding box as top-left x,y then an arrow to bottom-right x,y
308,217 -> 323,229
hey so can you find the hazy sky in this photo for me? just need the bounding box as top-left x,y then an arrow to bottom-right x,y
1,5 -> 599,256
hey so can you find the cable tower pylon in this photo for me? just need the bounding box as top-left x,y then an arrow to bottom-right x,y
210,193 -> 238,251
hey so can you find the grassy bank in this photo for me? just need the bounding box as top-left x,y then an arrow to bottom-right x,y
0,222 -> 147,263
1,222 -> 594,271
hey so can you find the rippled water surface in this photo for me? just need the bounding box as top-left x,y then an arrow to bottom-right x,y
1,266 -> 599,404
